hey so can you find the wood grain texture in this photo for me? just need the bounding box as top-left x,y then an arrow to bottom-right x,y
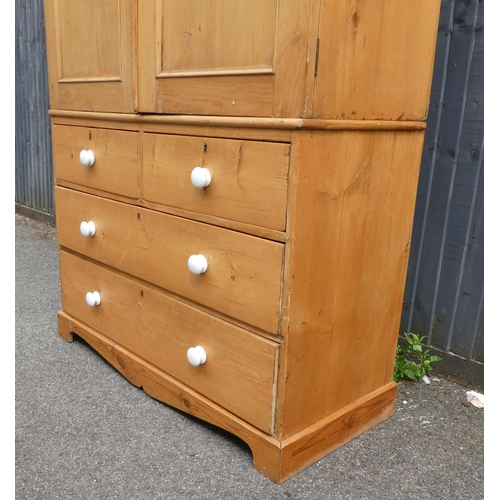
142,133 -> 290,231
153,76 -> 276,117
279,382 -> 397,481
52,124 -> 139,198
48,110 -> 426,132
57,310 -> 397,483
272,0 -> 320,117
313,0 -> 441,120
59,250 -> 279,433
138,1 -> 318,117
159,0 -> 277,76
137,0 -> 277,116
56,311 -> 283,481
55,187 -> 284,334
44,0 -> 136,112
279,129 -> 424,437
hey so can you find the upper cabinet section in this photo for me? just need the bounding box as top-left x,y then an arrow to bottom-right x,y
44,0 -> 137,113
45,0 -> 441,120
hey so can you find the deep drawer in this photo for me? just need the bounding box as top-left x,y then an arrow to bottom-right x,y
55,186 -> 284,334
52,124 -> 139,198
142,133 -> 290,230
59,250 -> 278,433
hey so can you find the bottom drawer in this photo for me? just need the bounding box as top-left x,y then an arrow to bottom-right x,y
59,250 -> 278,434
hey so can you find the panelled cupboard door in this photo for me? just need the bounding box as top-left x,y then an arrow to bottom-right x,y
136,0 -> 440,119
44,0 -> 136,112
137,0 -> 315,117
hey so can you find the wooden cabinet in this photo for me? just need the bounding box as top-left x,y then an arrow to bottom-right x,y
45,0 -> 441,483
45,0 -> 440,120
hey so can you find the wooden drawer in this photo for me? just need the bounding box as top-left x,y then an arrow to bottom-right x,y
55,187 -> 284,334
142,133 -> 290,230
52,124 -> 139,198
59,250 -> 278,433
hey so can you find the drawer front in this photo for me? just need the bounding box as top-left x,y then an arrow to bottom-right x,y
59,250 -> 278,433
142,133 -> 290,230
52,124 -> 139,198
55,187 -> 284,334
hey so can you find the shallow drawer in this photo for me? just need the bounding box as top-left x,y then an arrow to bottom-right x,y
55,187 -> 284,334
59,250 -> 278,433
52,124 -> 139,198
142,133 -> 290,230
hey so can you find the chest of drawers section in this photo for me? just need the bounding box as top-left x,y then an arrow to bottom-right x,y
53,116 -> 290,437
52,113 -> 427,483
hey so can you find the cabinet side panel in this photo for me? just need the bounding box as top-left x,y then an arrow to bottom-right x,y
280,129 -> 424,436
313,0 -> 440,120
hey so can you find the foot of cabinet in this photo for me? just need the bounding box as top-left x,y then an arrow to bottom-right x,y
56,310 -> 397,483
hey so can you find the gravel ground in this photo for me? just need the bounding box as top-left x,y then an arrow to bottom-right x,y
15,213 -> 485,499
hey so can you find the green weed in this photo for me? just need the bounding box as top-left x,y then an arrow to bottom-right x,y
393,332 -> 442,382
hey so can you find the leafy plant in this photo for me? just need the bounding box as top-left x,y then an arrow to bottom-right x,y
393,332 -> 442,382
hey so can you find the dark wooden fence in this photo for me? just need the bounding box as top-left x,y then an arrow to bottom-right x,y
15,0 -> 484,388
15,0 -> 53,216
401,0 -> 484,388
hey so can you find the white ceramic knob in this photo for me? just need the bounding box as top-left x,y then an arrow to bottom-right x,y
188,254 -> 208,275
79,150 -> 95,167
80,221 -> 96,237
191,167 -> 211,188
85,291 -> 101,307
187,346 -> 207,367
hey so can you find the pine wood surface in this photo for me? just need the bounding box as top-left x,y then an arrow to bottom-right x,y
142,133 -> 290,231
158,0 -> 277,76
276,129 -> 425,437
278,382 -> 398,481
52,124 -> 139,198
56,311 -> 284,480
57,310 -> 398,483
49,110 -> 427,132
59,250 -> 278,433
313,0 -> 441,120
44,0 -> 136,112
45,1 -> 440,120
55,187 -> 284,334
137,0 -> 283,116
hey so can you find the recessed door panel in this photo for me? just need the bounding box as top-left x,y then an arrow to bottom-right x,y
44,0 -> 136,112
160,0 -> 277,77
57,0 -> 121,82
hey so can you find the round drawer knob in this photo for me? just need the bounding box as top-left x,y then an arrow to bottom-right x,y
85,291 -> 101,307
80,221 -> 96,237
187,346 -> 207,367
188,254 -> 208,275
79,150 -> 95,167
191,167 -> 211,188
